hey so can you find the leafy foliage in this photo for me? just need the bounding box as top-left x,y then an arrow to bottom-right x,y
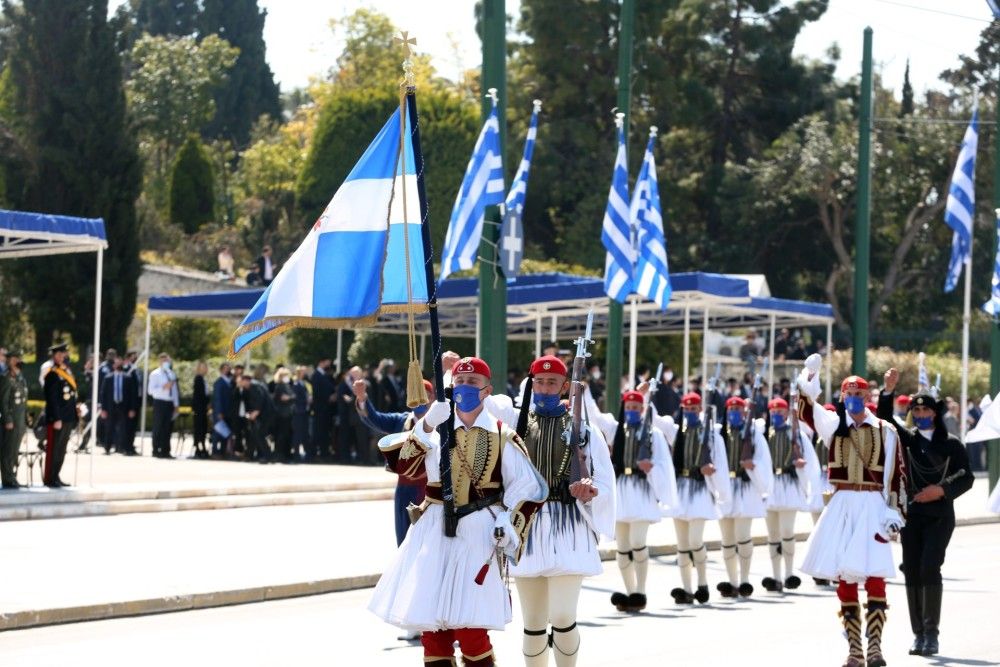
169,134 -> 215,233
150,315 -> 227,361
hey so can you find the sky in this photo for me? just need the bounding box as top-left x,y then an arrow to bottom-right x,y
110,0 -> 994,99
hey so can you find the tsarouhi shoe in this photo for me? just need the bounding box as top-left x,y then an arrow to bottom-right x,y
694,585 -> 710,604
762,577 -> 783,592
610,592 -> 629,611
716,582 -> 737,598
784,575 -> 802,590
670,587 -> 695,604
738,582 -> 754,598
627,593 -> 647,611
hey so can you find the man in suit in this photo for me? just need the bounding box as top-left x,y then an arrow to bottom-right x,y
309,358 -> 335,461
99,356 -> 138,455
147,353 -> 179,459
254,245 -> 278,286
43,342 -> 78,487
238,373 -> 273,463
211,362 -> 234,458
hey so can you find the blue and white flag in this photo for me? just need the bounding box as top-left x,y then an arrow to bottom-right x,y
987,0 -> 1000,19
229,106 -> 427,356
944,110 -> 978,293
983,209 -> 1000,317
439,93 -> 505,282
631,128 -> 671,310
601,114 -> 634,302
917,352 -> 930,390
499,99 -> 541,279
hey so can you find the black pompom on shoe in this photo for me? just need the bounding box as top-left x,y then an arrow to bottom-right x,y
670,587 -> 695,604
694,585 -> 710,604
761,577 -> 783,593
611,592 -> 629,611
738,582 -> 754,597
784,575 -> 801,590
716,582 -> 736,598
627,593 -> 647,611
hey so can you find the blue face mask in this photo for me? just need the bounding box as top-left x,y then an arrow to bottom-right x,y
684,412 -> 700,427
412,404 -> 429,418
453,384 -> 484,412
844,395 -> 865,415
727,411 -> 744,428
533,393 -> 565,417
914,415 -> 934,430
624,409 -> 642,426
771,413 -> 786,429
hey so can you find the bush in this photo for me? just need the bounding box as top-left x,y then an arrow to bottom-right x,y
829,348 -> 991,402
150,316 -> 227,361
169,135 -> 215,233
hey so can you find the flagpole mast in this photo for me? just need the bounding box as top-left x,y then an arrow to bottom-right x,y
852,27 -> 874,376
962,235 -> 972,440
607,0 -> 636,415
990,63 -> 1000,491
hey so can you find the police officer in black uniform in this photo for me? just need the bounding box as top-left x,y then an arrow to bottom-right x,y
878,368 -> 973,657
43,342 -> 78,487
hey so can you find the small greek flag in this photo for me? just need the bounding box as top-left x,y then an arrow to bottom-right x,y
440,92 -> 505,282
944,111 -> 978,293
917,352 -> 930,390
601,114 -> 633,302
500,100 -> 541,279
983,209 -> 1000,317
631,127 -> 671,310
988,0 -> 1000,19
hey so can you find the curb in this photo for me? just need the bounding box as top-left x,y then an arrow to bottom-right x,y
4,515 -> 997,633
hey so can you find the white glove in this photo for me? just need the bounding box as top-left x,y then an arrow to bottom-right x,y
423,400 -> 451,429
493,511 -> 519,557
878,507 -> 904,540
796,363 -> 822,402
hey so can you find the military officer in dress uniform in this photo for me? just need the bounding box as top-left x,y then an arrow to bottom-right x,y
43,342 -> 78,488
0,350 -> 29,489
878,368 -> 973,657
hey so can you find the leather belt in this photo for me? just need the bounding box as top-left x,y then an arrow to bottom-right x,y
834,483 -> 883,492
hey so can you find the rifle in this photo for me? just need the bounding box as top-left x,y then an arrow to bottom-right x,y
739,358 -> 768,463
789,381 -> 803,463
565,310 -> 595,485
698,362 -> 722,468
635,362 -> 663,466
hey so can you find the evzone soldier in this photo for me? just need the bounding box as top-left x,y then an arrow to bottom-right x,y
761,395 -> 819,593
879,368 -> 973,656
797,355 -> 907,667
807,402 -> 837,586
667,391 -> 730,605
42,342 -> 78,488
489,354 -> 615,667
717,395 -> 772,598
368,357 -> 547,666
608,389 -> 677,612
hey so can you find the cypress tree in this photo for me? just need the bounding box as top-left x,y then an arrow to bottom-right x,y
169,134 -> 215,233
132,0 -> 200,37
2,0 -> 142,354
900,60 -> 915,117
199,0 -> 281,148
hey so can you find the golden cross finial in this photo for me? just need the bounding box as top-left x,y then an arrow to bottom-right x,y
394,31 -> 417,58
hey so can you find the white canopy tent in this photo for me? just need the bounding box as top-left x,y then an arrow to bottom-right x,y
0,208 -> 107,485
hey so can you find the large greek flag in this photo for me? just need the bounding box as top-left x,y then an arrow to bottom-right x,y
631,129 -> 671,310
499,100 -> 541,279
944,111 -> 978,293
983,210 -> 1000,317
439,98 -> 505,282
229,106 -> 427,356
601,117 -> 633,302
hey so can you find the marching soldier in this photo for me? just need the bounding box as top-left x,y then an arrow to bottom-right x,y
668,392 -> 730,604
718,396 -> 771,598
0,350 -> 28,489
879,368 -> 973,657
807,402 -> 837,586
609,389 -> 677,612
43,342 -> 78,488
797,355 -> 906,667
489,354 -> 615,666
369,357 -> 547,667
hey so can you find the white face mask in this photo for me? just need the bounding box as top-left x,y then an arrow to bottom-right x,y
664,371 -> 673,382
590,369 -> 601,380
160,361 -> 170,371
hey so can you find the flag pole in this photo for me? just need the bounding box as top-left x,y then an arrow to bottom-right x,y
961,232 -> 972,440
628,296 -> 638,388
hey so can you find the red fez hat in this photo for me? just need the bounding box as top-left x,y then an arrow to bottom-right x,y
622,390 -> 644,404
768,397 -> 789,411
453,356 -> 491,379
895,394 -> 911,406
530,355 -> 568,377
865,401 -> 877,412
840,375 -> 868,392
681,392 -> 702,407
725,396 -> 746,409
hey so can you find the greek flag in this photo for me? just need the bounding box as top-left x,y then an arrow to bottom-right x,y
988,0 -> 1000,19
440,95 -> 505,282
601,116 -> 633,302
983,209 -> 1000,317
229,105 -> 427,356
944,111 -> 978,293
500,100 -> 541,279
631,128 -> 671,310
917,352 -> 930,389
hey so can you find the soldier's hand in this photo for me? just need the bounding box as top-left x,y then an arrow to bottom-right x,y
352,379 -> 368,402
54,420 -> 62,430
883,368 -> 899,394
740,459 -> 755,471
636,381 -> 650,394
569,479 -> 599,502
794,457 -> 806,469
913,485 -> 945,503
700,463 -> 716,476
638,459 -> 653,473
441,351 -> 460,373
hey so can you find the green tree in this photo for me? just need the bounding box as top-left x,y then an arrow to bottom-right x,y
169,134 -> 215,232
198,0 -> 281,148
132,0 -> 199,37
151,316 -> 226,361
2,0 -> 143,355
126,33 -> 239,180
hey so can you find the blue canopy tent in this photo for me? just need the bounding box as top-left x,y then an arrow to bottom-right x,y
0,209 -> 108,485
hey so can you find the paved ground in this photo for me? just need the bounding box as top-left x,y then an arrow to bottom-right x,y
3,523 -> 997,666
